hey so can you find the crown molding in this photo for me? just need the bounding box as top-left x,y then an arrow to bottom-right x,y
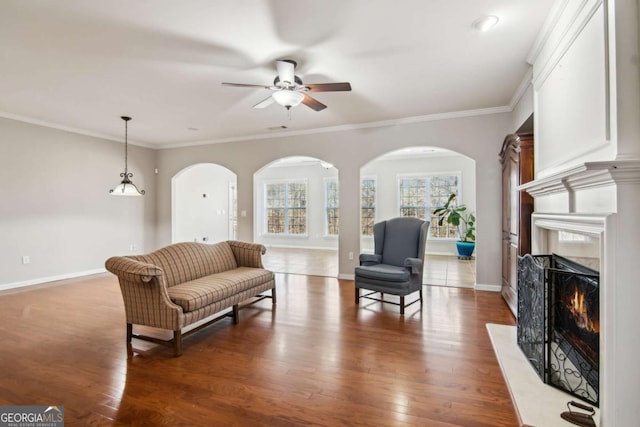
526,0 -> 571,64
160,106 -> 512,149
0,111 -> 155,149
1,105 -> 513,151
508,68 -> 533,110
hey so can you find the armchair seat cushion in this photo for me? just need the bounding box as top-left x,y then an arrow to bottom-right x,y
354,264 -> 410,283
168,267 -> 275,312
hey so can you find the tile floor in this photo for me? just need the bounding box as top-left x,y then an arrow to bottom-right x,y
262,247 -> 476,288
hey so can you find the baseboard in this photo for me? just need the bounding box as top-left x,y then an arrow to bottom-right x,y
264,244 -> 339,251
0,268 -> 107,292
337,273 -> 355,281
475,283 -> 502,292
425,251 -> 457,256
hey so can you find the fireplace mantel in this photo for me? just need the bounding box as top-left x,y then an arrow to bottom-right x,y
517,160 -> 640,197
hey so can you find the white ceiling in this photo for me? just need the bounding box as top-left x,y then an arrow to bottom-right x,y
0,0 -> 555,148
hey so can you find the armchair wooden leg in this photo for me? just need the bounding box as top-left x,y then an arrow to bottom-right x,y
400,296 -> 405,315
173,331 -> 182,357
126,323 -> 132,343
272,287 -> 277,304
355,287 -> 360,305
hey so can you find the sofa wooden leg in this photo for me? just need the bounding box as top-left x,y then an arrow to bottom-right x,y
232,304 -> 239,324
400,296 -> 405,315
355,287 -> 360,305
272,287 -> 277,305
173,331 -> 182,357
126,323 -> 132,343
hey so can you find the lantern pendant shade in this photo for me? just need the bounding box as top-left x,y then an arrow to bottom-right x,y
110,116 -> 145,196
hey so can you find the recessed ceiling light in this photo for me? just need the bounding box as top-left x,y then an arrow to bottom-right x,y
472,15 -> 499,32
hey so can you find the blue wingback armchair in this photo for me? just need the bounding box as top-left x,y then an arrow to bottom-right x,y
354,217 -> 429,315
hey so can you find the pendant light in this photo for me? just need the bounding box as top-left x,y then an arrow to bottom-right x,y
109,116 -> 145,196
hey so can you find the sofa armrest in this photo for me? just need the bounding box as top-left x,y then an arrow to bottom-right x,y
227,240 -> 267,268
359,253 -> 382,266
403,257 -> 423,275
105,256 -> 163,283
105,256 -> 183,330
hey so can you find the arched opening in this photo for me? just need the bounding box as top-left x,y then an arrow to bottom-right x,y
171,163 -> 237,244
254,156 -> 339,277
360,146 -> 476,287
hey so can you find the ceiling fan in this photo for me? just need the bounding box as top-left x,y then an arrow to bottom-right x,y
222,59 -> 351,112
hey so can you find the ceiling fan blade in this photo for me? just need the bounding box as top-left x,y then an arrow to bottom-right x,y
222,82 -> 272,89
305,82 -> 352,92
302,93 -> 327,111
253,96 -> 275,109
276,59 -> 296,86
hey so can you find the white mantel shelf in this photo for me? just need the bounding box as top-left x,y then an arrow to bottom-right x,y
518,160 -> 640,197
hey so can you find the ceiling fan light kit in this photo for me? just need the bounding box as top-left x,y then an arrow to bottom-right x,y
222,59 -> 352,114
272,90 -> 304,109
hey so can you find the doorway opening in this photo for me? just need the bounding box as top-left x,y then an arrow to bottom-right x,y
172,163 -> 237,244
253,156 -> 339,278
360,147 -> 476,288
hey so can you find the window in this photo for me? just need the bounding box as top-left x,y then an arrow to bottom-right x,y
361,177 -> 376,236
398,174 -> 460,239
265,181 -> 307,235
325,179 -> 339,235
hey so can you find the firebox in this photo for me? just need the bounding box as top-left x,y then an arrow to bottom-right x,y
517,253 -> 600,406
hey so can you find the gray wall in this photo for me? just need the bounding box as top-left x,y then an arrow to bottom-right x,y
0,118 -> 157,288
156,112 -> 512,286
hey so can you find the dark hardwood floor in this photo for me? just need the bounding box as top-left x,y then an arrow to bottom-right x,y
0,273 -> 517,426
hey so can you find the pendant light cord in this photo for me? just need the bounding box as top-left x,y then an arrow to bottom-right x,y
124,118 -> 128,175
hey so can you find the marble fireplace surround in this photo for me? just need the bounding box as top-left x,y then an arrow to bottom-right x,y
492,159 -> 640,427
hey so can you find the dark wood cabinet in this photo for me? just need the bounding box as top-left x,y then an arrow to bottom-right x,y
499,133 -> 534,317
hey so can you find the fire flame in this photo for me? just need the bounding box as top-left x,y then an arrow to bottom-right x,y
568,287 -> 599,333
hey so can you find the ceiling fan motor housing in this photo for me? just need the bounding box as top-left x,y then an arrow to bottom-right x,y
273,75 -> 303,88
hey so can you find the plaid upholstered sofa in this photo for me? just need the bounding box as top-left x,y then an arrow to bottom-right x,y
105,241 -> 276,356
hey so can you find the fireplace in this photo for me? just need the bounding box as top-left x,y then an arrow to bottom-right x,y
517,253 -> 600,406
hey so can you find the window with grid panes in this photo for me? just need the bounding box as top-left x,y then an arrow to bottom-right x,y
398,174 -> 460,239
325,179 -> 339,235
265,181 -> 307,235
360,178 -> 376,236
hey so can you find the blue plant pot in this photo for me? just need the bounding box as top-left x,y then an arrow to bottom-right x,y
456,241 -> 475,257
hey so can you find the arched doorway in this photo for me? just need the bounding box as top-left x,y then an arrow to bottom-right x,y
253,156 -> 339,277
360,146 -> 476,287
172,163 -> 237,244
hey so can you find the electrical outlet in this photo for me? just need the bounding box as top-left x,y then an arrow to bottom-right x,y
22,255 -> 30,264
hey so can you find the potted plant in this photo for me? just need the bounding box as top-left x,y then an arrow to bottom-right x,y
433,193 -> 476,258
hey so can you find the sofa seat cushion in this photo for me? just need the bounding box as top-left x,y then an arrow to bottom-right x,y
354,264 -> 410,283
167,267 -> 274,312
